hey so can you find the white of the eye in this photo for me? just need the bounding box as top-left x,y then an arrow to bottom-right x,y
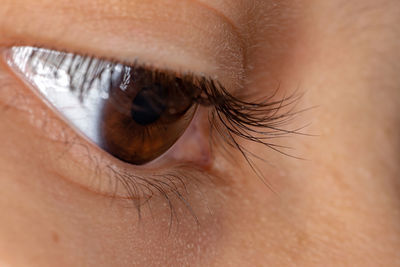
5,46 -> 123,147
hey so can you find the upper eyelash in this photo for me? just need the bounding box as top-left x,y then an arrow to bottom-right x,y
9,46 -> 306,226
20,46 -> 303,152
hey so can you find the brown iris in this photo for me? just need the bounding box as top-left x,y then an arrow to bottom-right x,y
99,66 -> 198,165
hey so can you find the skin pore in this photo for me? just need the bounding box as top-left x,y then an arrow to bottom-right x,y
0,0 -> 399,266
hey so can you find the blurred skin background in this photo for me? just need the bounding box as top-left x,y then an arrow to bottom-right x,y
0,0 -> 399,266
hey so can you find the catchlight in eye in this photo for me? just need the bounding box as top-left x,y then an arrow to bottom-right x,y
5,46 -> 200,165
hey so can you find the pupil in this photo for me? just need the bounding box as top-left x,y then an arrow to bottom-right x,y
131,84 -> 168,126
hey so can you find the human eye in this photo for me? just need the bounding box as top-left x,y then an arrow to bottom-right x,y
5,46 -> 204,165
3,43 -> 298,206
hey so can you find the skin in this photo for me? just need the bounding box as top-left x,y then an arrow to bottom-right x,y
0,0 -> 399,266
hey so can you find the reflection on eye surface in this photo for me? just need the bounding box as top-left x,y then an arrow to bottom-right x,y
5,47 -> 204,165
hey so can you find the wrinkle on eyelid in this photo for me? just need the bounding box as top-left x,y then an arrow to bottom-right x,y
191,0 -> 245,42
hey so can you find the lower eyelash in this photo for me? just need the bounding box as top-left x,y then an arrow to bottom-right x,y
106,163 -> 210,226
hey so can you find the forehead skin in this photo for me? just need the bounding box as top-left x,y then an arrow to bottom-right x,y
0,0 -> 399,266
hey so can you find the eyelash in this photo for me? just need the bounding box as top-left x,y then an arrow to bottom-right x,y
6,46 -> 304,225
62,52 -> 303,160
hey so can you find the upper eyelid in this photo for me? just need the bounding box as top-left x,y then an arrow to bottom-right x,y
5,46 -> 226,101
0,0 -> 246,87
189,0 -> 246,42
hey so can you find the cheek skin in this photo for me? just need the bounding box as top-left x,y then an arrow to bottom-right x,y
0,66 -> 229,266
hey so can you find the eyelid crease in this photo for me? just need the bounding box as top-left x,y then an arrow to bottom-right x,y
3,46 -> 231,102
191,0 -> 247,48
0,0 -> 246,90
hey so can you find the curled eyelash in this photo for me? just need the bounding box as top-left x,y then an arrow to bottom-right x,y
192,77 -> 309,188
199,80 -> 308,154
59,52 -> 306,157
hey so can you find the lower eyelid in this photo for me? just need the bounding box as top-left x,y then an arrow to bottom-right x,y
0,65 -> 217,202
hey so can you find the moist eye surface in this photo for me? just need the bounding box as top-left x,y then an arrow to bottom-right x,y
5,46 -> 200,165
